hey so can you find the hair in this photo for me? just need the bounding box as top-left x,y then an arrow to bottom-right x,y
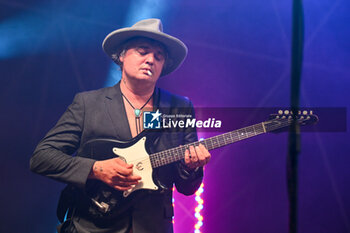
110,37 -> 170,73
111,49 -> 126,68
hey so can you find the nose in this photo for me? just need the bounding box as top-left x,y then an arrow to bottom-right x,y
145,53 -> 155,65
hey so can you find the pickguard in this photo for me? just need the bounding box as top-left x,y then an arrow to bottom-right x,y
112,136 -> 158,197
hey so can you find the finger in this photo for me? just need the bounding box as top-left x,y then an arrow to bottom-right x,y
114,164 -> 134,176
184,149 -> 191,164
122,174 -> 142,182
113,175 -> 141,184
189,146 -> 197,162
195,146 -> 205,161
199,144 -> 211,164
113,169 -> 142,181
113,179 -> 139,187
194,146 -> 206,166
114,157 -> 127,165
114,157 -> 133,169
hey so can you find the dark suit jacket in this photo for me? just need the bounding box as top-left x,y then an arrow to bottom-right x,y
30,82 -> 203,233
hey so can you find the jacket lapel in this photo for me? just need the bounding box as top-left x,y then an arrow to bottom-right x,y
156,88 -> 172,115
104,82 -> 132,141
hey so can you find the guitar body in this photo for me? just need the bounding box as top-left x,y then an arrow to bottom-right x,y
76,131 -> 171,216
79,131 -> 161,197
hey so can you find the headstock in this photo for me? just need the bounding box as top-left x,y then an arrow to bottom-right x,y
270,110 -> 318,125
266,110 -> 319,132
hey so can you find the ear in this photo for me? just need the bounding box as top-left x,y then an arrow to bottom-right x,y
119,54 -> 124,63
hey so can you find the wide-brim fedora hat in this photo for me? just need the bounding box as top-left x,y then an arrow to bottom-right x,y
102,18 -> 188,77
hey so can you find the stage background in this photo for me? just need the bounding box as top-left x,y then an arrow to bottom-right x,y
0,0 -> 349,232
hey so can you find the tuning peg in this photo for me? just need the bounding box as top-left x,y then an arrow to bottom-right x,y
284,110 -> 290,115
278,110 -> 283,115
303,110 -> 308,115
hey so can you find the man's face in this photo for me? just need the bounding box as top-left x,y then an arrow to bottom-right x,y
120,38 -> 166,84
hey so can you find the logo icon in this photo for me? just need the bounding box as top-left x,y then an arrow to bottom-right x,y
143,109 -> 162,129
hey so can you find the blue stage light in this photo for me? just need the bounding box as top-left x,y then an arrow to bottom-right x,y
0,1 -> 123,59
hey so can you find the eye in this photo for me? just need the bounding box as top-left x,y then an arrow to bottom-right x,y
136,47 -> 147,55
155,53 -> 165,61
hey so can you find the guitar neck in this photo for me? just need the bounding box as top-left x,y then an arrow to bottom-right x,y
150,118 -> 288,168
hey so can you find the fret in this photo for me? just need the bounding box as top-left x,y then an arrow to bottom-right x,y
221,134 -> 226,145
202,140 -> 209,150
236,130 -> 241,140
218,135 -> 223,147
234,130 -> 240,141
224,133 -> 230,145
209,138 -> 215,149
246,126 -> 254,138
237,130 -> 241,140
221,134 -> 226,146
160,151 -> 167,165
229,131 -> 234,143
153,156 -> 158,167
245,127 -> 251,138
206,138 -> 212,150
253,124 -> 259,135
207,139 -> 213,150
253,125 -> 258,135
215,136 -> 220,148
169,149 -> 177,164
172,148 -> 178,161
154,156 -> 159,167
229,132 -> 234,143
244,129 -> 248,138
172,148 -> 179,161
164,151 -> 170,165
149,120 -> 280,168
163,151 -> 168,165
250,126 -> 256,137
174,147 -> 182,161
243,128 -> 248,139
211,139 -> 216,150
222,134 -> 226,145
157,155 -> 161,167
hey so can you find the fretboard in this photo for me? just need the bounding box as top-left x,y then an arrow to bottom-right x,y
147,112 -> 316,168
149,121 -> 275,168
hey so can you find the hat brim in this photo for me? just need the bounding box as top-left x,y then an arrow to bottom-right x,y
102,28 -> 187,77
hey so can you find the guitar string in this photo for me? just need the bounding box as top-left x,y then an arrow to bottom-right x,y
125,118 -> 308,165
121,118 -> 306,166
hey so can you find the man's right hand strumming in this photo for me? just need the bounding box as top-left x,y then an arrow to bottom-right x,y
89,158 -> 142,191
